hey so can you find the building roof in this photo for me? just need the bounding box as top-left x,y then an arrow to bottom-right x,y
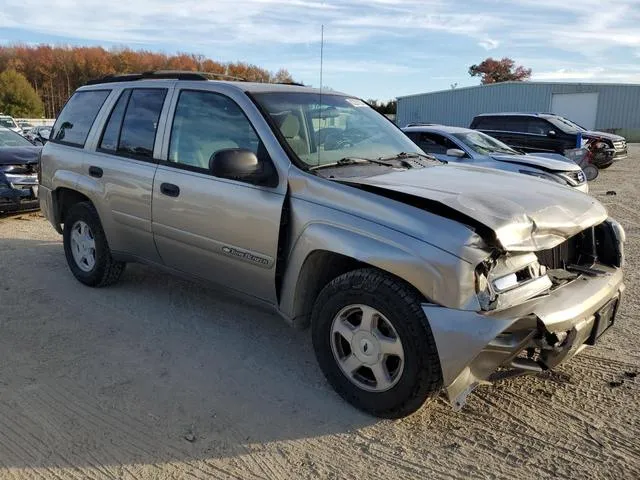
397,81 -> 640,100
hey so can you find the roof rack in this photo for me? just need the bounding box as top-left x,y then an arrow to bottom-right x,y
85,70 -> 246,85
405,122 -> 440,127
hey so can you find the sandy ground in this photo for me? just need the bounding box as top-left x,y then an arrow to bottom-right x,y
0,148 -> 639,480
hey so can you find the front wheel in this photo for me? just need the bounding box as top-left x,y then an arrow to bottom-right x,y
311,268 -> 442,418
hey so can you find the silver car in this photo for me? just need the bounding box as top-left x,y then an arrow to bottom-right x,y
402,124 -> 588,192
39,72 -> 625,418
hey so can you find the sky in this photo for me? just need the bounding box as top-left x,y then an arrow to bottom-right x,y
1,0 -> 640,100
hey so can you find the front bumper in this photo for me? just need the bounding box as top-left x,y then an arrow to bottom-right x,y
0,174 -> 39,212
423,264 -> 624,409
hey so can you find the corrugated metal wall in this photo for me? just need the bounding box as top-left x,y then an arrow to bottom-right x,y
396,82 -> 640,133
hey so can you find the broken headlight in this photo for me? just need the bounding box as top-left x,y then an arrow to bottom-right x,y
476,253 -> 552,311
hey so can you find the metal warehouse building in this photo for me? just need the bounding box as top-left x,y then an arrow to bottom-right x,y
396,82 -> 640,142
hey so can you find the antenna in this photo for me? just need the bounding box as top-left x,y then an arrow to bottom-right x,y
318,24 -> 324,166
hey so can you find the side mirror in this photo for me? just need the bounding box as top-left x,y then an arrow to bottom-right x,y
446,148 -> 466,158
547,130 -> 557,138
209,148 -> 270,185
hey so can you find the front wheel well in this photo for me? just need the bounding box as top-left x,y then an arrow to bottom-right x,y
54,188 -> 93,226
292,250 -> 366,328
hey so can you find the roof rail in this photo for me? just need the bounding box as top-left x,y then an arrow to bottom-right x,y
85,70 -> 246,85
405,122 -> 439,127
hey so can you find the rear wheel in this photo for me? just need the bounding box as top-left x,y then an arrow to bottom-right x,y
598,162 -> 613,169
311,268 -> 442,418
63,202 -> 126,287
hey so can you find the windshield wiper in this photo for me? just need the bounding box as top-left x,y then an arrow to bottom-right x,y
378,151 -> 443,164
310,157 -> 408,170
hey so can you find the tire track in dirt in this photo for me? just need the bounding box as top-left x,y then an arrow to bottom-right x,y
33,382 -> 243,480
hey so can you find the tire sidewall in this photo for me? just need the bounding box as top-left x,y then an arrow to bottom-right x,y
312,271 -> 440,416
63,203 -> 111,286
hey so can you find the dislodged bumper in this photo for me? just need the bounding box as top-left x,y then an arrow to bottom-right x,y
0,172 -> 39,212
423,264 -> 624,409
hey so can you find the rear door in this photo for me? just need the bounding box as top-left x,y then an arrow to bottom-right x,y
151,88 -> 285,303
79,86 -> 172,262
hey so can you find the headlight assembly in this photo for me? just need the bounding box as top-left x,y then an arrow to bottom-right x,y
518,169 -> 566,185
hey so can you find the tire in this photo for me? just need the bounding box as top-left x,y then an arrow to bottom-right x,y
598,162 -> 613,169
311,268 -> 442,418
63,202 -> 126,287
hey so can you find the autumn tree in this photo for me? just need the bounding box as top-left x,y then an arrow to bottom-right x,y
468,57 -> 531,84
0,69 -> 44,117
0,45 -> 296,117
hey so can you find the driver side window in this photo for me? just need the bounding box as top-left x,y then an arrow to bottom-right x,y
169,90 -> 260,172
414,132 -> 456,155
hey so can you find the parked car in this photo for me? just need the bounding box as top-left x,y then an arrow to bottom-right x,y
40,72 -> 625,418
0,115 -> 23,135
402,124 -> 588,192
18,121 -> 34,133
25,126 -> 52,145
0,127 -> 41,213
470,113 -> 627,167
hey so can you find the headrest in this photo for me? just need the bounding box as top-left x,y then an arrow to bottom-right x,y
280,115 -> 300,138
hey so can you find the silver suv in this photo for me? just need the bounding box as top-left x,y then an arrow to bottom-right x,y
40,72 -> 625,418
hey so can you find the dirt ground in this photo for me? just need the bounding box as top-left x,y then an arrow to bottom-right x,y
1,148 -> 639,480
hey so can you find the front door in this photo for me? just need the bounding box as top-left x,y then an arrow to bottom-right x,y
151,89 -> 285,303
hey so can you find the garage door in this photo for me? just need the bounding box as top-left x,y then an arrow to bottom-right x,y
551,92 -> 599,130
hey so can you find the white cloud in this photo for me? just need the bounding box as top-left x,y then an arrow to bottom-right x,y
478,38 -> 499,50
533,67 -> 640,83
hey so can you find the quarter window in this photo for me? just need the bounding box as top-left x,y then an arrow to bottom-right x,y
169,90 -> 260,171
50,90 -> 110,147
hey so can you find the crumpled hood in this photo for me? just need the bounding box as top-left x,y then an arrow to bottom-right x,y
346,164 -> 607,251
0,146 -> 41,165
582,130 -> 625,142
490,153 -> 579,172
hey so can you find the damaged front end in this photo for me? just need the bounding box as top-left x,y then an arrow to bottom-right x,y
426,218 -> 625,410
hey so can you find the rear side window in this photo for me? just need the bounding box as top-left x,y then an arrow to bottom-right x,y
473,116 -> 506,131
502,116 -> 529,133
98,88 -> 167,160
50,90 -> 110,147
99,90 -> 131,151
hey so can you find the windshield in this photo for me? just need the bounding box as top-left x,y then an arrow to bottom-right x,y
0,128 -> 33,147
453,131 -> 519,155
253,92 -> 424,168
547,116 -> 585,134
0,117 -> 18,129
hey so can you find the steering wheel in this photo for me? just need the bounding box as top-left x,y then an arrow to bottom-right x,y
323,129 -> 368,150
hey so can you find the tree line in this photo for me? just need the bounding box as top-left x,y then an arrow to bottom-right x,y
0,45 -> 294,118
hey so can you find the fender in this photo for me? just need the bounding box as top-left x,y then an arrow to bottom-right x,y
278,221 -> 482,326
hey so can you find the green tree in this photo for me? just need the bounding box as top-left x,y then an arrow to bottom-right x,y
0,69 -> 44,117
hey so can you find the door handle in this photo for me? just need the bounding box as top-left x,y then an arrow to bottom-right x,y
160,182 -> 180,197
88,166 -> 103,178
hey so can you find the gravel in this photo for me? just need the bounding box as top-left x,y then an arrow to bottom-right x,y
0,147 -> 638,479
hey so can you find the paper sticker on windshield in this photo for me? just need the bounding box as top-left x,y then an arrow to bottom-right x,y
345,98 -> 367,107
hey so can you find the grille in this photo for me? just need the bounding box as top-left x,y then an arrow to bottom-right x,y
613,140 -> 626,151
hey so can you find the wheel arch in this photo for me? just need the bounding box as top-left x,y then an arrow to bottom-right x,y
278,223 -> 456,328
52,187 -> 94,232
